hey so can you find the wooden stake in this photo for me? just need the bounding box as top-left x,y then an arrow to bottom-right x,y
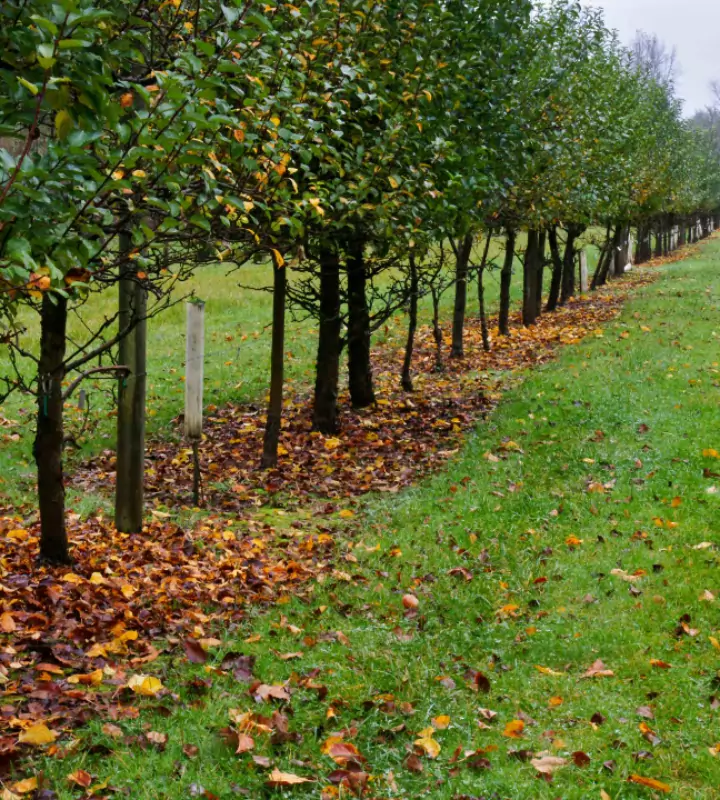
185,300 -> 205,506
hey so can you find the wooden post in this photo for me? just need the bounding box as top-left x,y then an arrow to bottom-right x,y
185,300 -> 205,506
115,239 -> 147,534
579,250 -> 589,293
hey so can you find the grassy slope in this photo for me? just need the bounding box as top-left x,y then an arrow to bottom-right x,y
20,241 -> 720,798
0,233 -> 604,509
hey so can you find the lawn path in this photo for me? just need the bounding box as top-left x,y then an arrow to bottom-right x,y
11,238 -> 720,799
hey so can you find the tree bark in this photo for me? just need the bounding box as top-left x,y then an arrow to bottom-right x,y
261,252 -> 287,468
313,247 -> 342,434
498,229 -> 516,336
35,292 -> 70,564
522,228 -> 540,326
654,220 -> 663,257
546,226 -> 563,312
591,224 -> 613,290
401,253 -> 419,391
346,236 -> 375,408
451,233 -> 473,357
560,225 -> 582,303
534,229 -> 546,319
477,233 -> 492,352
431,287 -> 444,372
115,242 -> 148,534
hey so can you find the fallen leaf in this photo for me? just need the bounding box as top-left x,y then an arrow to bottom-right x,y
9,778 -> 37,795
582,660 -> 615,678
531,754 -> 568,774
628,774 -> 671,793
127,674 -> 164,696
18,723 -> 57,746
236,733 -> 255,754
414,727 -> 441,758
67,770 -> 92,788
183,638 -> 209,664
502,720 -> 525,739
432,715 -> 451,730
266,768 -> 313,786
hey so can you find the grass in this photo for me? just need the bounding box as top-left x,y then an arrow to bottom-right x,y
0,232 -> 604,508
11,239 -> 720,798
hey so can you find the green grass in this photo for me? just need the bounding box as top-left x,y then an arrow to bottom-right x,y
12,239 -> 720,797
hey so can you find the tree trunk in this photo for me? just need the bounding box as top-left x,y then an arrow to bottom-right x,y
115,246 -> 148,534
451,233 -> 473,357
546,226 -> 563,312
560,225 -> 583,303
431,287 -> 444,372
522,229 -> 540,326
654,220 -> 663,257
35,293 -> 70,564
498,229 -> 516,336
477,234 -> 492,352
346,236 -> 375,408
591,224 -> 613,289
313,247 -> 342,434
612,225 -> 630,277
401,253 -> 419,391
535,229 -> 546,319
261,252 -> 287,468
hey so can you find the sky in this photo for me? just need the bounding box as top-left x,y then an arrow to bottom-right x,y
586,0 -> 719,115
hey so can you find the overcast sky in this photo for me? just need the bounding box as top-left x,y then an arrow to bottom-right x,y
586,0 -> 719,115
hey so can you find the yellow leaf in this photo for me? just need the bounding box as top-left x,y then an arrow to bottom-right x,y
127,674 -> 164,696
535,665 -> 565,677
89,572 -> 106,585
703,449 -> 719,458
339,509 -> 355,519
600,791 -> 612,800
54,109 -> 73,140
131,170 -> 146,179
414,728 -> 441,758
389,176 -> 400,189
272,249 -> 285,268
18,723 -> 57,746
121,584 -> 136,599
431,715 -> 451,730
710,636 -> 720,651
10,777 -> 37,794
324,437 -> 341,451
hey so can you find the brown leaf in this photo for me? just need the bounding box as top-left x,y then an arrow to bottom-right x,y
236,733 -> 255,754
531,754 -> 568,774
572,751 -> 591,768
67,770 -> 92,788
266,768 -> 313,787
183,638 -> 208,664
404,754 -> 423,773
582,660 -> 615,678
502,720 -> 525,739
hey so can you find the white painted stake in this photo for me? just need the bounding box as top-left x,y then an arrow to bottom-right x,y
579,251 -> 589,293
185,300 -> 205,441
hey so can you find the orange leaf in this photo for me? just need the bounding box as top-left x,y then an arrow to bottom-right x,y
502,720 -> 524,739
628,774 -> 671,793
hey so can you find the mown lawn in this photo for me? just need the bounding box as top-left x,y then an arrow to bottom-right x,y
10,239 -> 720,798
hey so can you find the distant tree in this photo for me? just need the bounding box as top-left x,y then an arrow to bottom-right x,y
631,31 -> 679,89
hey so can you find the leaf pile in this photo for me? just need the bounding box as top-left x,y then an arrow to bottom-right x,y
0,512 -> 333,768
73,273 -> 655,512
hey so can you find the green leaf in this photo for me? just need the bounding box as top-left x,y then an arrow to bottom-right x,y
30,15 -> 58,35
36,43 -> 56,69
58,39 -> 90,50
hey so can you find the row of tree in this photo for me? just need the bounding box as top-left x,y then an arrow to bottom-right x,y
1,0 -> 719,564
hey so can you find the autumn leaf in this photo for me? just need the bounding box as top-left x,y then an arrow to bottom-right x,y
236,733 -> 255,754
582,660 -> 614,678
531,754 -> 568,774
9,777 -> 37,795
502,720 -> 525,739
432,715 -> 451,730
67,770 -> 92,788
182,638 -> 209,664
127,674 -> 164,696
18,723 -> 57,746
628,774 -> 671,793
414,727 -> 441,758
266,768 -> 313,786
